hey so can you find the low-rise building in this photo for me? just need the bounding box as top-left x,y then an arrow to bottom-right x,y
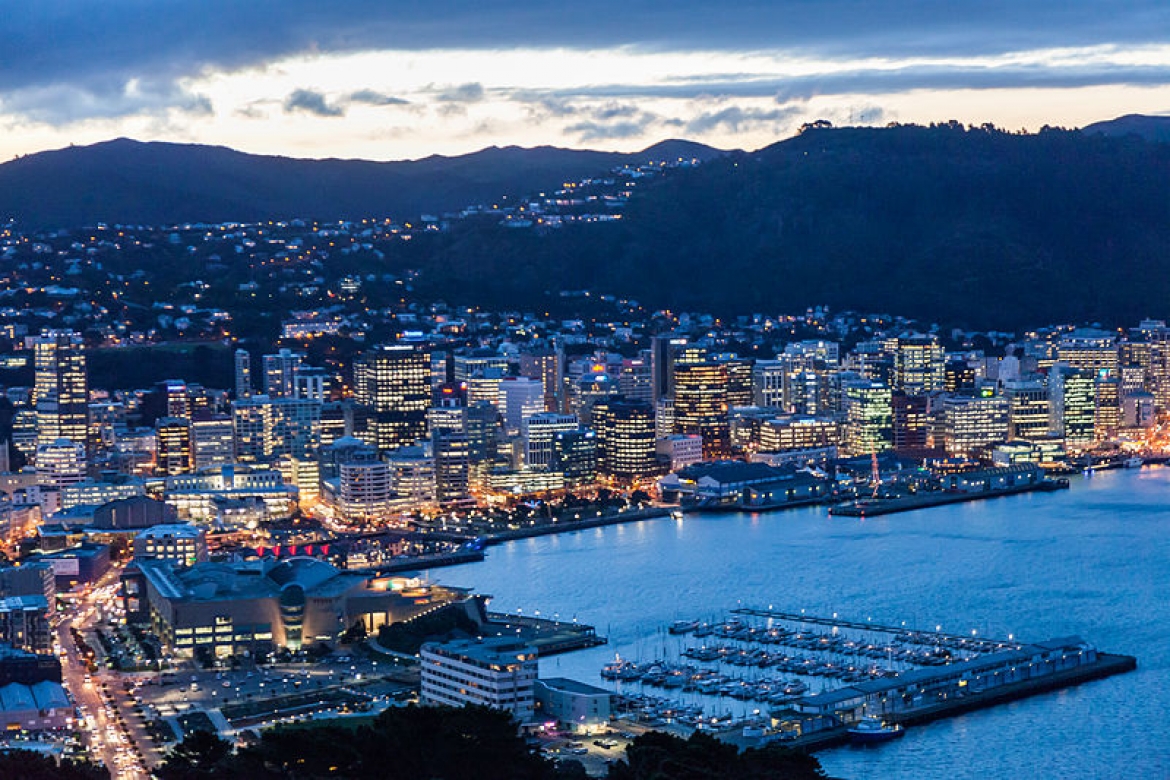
420,638 -> 538,721
535,677 -> 612,734
125,557 -> 465,658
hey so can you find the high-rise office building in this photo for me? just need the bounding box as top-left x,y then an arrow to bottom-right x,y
618,357 -> 654,404
594,398 -> 657,481
354,346 -> 432,451
891,394 -> 930,453
841,379 -> 893,456
155,418 -> 193,476
519,349 -> 563,412
234,349 -> 252,399
939,391 -> 1010,458
650,334 -> 687,403
1094,376 -> 1122,443
894,334 -> 946,395
293,367 -> 330,402
551,428 -> 598,488
32,330 -> 88,448
523,412 -> 580,469
190,416 -> 235,470
673,360 -> 730,459
497,377 -> 545,436
1003,380 -> 1050,441
1049,366 -> 1095,450
428,402 -> 472,505
35,439 -> 87,490
232,396 -> 322,462
263,348 -> 304,398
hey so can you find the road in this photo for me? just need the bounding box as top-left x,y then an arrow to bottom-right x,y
58,564 -> 151,779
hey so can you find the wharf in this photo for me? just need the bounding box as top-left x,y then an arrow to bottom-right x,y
751,652 -> 1136,753
481,507 -> 669,545
358,548 -> 485,575
829,480 -> 1067,518
484,612 -> 607,656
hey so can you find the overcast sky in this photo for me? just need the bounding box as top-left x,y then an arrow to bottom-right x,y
3,1 -> 1170,160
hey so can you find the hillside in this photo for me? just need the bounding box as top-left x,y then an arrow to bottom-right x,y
0,138 -> 726,229
1082,114 -> 1170,143
405,123 -> 1170,329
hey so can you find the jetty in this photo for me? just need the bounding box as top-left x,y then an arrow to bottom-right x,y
599,607 -> 1135,752
830,464 -> 1069,518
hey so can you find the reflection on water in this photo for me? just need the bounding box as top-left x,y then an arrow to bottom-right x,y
437,468 -> 1170,779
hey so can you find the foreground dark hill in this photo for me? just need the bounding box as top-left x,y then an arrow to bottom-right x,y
408,123 -> 1170,329
0,138 -> 725,229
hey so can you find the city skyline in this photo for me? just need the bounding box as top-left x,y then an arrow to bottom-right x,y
4,2 -> 1170,162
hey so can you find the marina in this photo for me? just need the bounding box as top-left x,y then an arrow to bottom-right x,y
594,609 -> 1135,750
437,467 -> 1170,779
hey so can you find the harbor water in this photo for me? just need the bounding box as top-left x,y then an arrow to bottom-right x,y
436,467 -> 1170,779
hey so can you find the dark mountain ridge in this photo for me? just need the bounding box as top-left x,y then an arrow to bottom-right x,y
404,122 -> 1170,329
0,137 -> 727,230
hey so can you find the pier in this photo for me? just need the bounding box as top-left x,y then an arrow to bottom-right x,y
829,479 -> 1067,517
598,607 -> 1135,752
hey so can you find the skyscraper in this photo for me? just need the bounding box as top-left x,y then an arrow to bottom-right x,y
234,349 -> 252,399
428,401 -> 472,505
841,379 -> 894,456
32,330 -> 88,447
354,346 -> 432,451
263,348 -> 304,397
673,360 -> 730,459
894,334 -> 946,395
594,398 -> 657,481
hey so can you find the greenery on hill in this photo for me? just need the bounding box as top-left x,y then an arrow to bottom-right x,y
153,705 -> 831,779
406,123 -> 1170,329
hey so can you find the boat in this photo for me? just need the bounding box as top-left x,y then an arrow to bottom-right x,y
1124,456 -> 1144,469
670,509 -> 685,520
847,716 -> 905,744
669,619 -> 700,635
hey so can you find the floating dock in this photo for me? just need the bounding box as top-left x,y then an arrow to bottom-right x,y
602,607 -> 1135,752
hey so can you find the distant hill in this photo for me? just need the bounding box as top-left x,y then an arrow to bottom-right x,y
1082,114 -> 1170,143
406,122 -> 1170,329
0,138 -> 727,230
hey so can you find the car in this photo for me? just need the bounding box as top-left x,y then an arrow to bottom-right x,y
569,747 -> 588,755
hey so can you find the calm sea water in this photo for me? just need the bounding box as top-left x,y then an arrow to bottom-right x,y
437,467 -> 1170,779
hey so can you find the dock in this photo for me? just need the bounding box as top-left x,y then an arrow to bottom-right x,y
484,612 -> 607,657
598,607 -> 1135,753
829,480 -> 1067,517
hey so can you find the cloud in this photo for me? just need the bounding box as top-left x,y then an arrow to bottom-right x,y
283,89 -> 344,117
348,89 -> 409,106
3,2 -> 1170,130
566,111 -> 662,141
0,78 -> 212,125
684,106 -> 803,134
434,82 -> 485,103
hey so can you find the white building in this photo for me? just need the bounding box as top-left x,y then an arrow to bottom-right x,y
656,434 -> 704,471
523,412 -> 579,469
132,524 -> 209,568
420,638 -> 538,721
498,377 -> 545,435
35,439 -> 86,491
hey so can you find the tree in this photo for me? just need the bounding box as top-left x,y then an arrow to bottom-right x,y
157,730 -> 233,779
0,751 -> 108,780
